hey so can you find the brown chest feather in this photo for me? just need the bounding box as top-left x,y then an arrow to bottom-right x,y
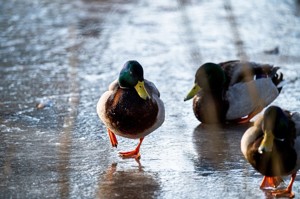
247,137 -> 297,176
106,88 -> 158,135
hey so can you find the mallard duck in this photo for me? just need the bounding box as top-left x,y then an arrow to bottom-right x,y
97,60 -> 165,159
241,106 -> 300,198
184,60 -> 283,124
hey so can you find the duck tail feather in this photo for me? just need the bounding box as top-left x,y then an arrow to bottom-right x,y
271,67 -> 284,91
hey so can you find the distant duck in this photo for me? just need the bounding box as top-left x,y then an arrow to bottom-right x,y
97,60 -> 165,159
241,106 -> 300,198
184,60 -> 283,124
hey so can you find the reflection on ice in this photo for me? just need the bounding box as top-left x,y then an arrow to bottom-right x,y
192,124 -> 250,172
97,163 -> 161,199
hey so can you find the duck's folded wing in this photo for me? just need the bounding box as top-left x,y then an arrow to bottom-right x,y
226,78 -> 279,120
145,79 -> 160,97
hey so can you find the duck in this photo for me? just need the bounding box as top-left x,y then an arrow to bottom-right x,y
184,60 -> 283,124
97,60 -> 165,159
241,106 -> 300,198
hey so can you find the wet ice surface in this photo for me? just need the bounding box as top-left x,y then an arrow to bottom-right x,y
1,0 -> 300,198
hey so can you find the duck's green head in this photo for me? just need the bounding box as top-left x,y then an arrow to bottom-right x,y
118,60 -> 150,100
258,106 -> 289,154
184,63 -> 226,101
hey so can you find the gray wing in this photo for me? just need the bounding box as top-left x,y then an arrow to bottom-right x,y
226,78 -> 279,120
145,79 -> 160,98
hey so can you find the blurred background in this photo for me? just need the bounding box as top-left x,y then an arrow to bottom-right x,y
1,0 -> 300,198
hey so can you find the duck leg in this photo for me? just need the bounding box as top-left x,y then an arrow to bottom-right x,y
271,173 -> 296,198
260,176 -> 283,189
107,128 -> 118,148
119,137 -> 144,159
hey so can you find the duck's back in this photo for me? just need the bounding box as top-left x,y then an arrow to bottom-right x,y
219,60 -> 279,87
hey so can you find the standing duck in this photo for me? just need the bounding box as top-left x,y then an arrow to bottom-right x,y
241,106 -> 300,198
97,60 -> 165,159
184,60 -> 283,124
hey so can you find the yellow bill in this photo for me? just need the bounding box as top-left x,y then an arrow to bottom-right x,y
134,81 -> 150,100
258,131 -> 274,154
184,83 -> 201,101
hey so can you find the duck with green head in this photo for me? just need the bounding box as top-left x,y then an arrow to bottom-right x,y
241,106 -> 300,198
184,60 -> 283,124
97,60 -> 165,159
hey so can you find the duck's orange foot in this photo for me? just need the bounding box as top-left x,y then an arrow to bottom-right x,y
119,150 -> 141,160
119,138 -> 144,160
271,189 -> 295,198
260,176 -> 283,189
